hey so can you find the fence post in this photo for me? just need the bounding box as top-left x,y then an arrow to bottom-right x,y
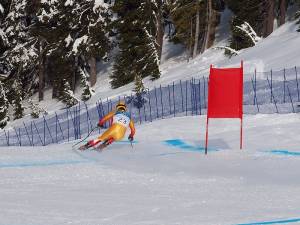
143,97 -> 147,122
154,87 -> 159,119
43,116 -> 46,145
267,76 -> 279,113
186,80 -> 188,116
160,85 -> 164,118
148,90 -> 153,122
78,102 -> 81,139
23,122 -> 33,146
190,79 -> 194,115
295,66 -> 299,102
198,80 -> 202,115
168,84 -> 171,116
194,78 -> 198,115
138,107 -> 142,124
270,69 -> 273,103
283,68 -> 286,103
14,127 -> 21,146
3,130 -> 9,146
44,115 -> 54,144
99,99 -> 104,133
180,80 -> 184,113
67,109 -> 70,141
203,76 -> 207,108
251,77 -> 260,113
254,69 -> 257,105
173,82 -> 176,117
33,121 -> 44,146
31,122 -> 34,145
55,113 -> 58,143
55,113 -> 65,141
85,103 -> 93,134
287,85 -> 295,113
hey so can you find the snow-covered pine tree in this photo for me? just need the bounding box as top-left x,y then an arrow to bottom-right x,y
226,0 -> 264,53
33,0 -> 111,101
110,0 -> 161,88
79,68 -> 94,101
28,98 -> 47,119
225,20 -> 261,56
11,79 -> 25,120
132,71 -> 148,109
59,79 -> 78,108
74,0 -> 111,87
295,0 -> 300,32
1,0 -> 38,91
0,81 -> 9,128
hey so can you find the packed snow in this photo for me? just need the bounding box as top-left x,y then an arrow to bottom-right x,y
1,115 -> 300,225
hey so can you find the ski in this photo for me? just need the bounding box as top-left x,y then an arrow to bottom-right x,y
95,142 -> 110,151
78,143 -> 89,151
78,141 -> 110,151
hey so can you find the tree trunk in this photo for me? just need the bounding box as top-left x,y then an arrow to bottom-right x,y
71,56 -> 78,91
38,40 -> 44,101
89,57 -> 97,87
263,0 -> 275,37
201,0 -> 214,53
188,18 -> 193,62
192,8 -> 200,58
279,0 -> 286,26
156,2 -> 164,62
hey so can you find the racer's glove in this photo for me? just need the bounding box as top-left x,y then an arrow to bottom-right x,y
97,121 -> 104,128
128,134 -> 134,142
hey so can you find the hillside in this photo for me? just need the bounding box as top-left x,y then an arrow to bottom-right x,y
32,19 -> 300,117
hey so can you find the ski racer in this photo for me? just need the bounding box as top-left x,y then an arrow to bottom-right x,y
79,101 -> 135,150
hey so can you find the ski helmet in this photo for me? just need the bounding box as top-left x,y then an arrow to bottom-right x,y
116,101 -> 126,111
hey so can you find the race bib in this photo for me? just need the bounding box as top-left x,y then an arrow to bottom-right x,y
113,113 -> 131,127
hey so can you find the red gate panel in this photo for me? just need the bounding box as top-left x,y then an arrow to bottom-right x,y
205,62 -> 243,154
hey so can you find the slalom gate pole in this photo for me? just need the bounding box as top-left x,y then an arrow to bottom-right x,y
72,126 -> 98,148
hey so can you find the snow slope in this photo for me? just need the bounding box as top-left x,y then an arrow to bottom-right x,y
1,114 -> 300,225
20,19 -> 300,119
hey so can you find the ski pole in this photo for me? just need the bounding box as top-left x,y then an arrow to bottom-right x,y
130,140 -> 133,148
72,126 -> 98,148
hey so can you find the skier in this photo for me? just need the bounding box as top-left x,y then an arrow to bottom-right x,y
79,101 -> 135,150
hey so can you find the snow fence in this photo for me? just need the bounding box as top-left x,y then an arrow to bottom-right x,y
0,66 -> 299,146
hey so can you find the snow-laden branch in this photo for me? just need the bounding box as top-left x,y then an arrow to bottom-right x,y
0,3 -> 4,14
213,46 -> 239,56
236,21 -> 261,45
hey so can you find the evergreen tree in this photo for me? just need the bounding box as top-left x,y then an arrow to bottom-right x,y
32,0 -> 111,101
28,98 -> 47,119
295,0 -> 300,32
132,72 -> 148,109
1,0 -> 38,88
10,79 -> 25,120
226,0 -> 264,52
169,0 -> 221,59
0,81 -> 9,128
59,79 -> 78,108
80,68 -> 94,101
110,0 -> 161,89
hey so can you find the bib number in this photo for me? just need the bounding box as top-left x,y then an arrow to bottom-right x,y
113,114 -> 130,127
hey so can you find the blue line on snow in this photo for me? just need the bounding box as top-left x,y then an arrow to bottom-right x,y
268,150 -> 300,156
163,139 -> 218,152
0,159 -> 90,168
236,217 -> 300,225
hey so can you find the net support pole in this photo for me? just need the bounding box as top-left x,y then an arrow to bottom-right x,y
205,117 -> 209,155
